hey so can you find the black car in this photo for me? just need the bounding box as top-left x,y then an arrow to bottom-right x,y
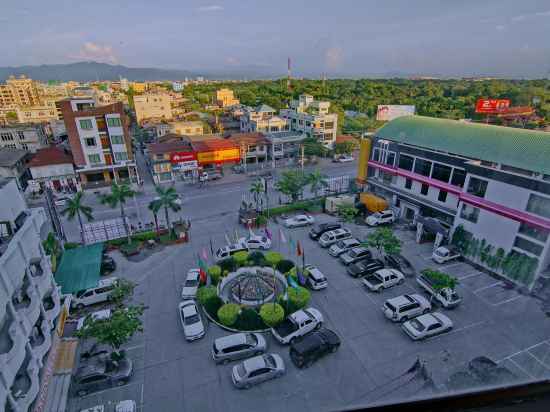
289,328 -> 341,368
347,259 -> 385,278
72,358 -> 133,396
101,256 -> 116,275
309,222 -> 342,240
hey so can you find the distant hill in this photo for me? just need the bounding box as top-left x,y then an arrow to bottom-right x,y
0,62 -> 200,82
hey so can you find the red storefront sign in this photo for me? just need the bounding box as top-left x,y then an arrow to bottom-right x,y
170,152 -> 196,164
475,99 -> 511,114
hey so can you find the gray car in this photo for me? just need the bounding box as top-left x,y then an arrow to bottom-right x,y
72,358 -> 133,396
212,332 -> 267,364
231,353 -> 285,389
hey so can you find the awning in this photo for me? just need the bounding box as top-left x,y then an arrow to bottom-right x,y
54,243 -> 103,294
416,216 -> 450,236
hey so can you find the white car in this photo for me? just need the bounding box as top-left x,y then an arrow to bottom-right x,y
283,214 -> 315,228
239,234 -> 272,250
366,210 -> 395,226
178,300 -> 205,341
318,228 -> 352,248
76,309 -> 112,330
401,312 -> 453,341
382,294 -> 431,322
337,155 -> 354,163
181,269 -> 200,299
328,238 -> 361,257
304,265 -> 328,290
271,308 -> 324,344
231,353 -> 285,389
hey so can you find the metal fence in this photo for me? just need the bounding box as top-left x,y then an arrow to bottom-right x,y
82,218 -> 130,244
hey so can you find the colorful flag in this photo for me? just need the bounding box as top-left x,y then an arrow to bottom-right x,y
288,274 -> 299,289
209,238 -> 214,256
201,247 -> 208,261
197,253 -> 208,284
224,231 -> 231,244
264,227 -> 272,240
288,234 -> 295,250
296,240 -> 303,257
279,228 -> 286,243
297,266 -> 306,286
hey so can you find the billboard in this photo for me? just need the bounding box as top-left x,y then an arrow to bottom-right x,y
376,105 -> 416,121
475,99 -> 510,114
197,148 -> 240,165
170,152 -> 196,164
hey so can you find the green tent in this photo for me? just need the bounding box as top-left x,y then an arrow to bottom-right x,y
55,243 -> 103,294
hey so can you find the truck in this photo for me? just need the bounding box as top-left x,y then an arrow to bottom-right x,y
359,192 -> 388,213
361,268 -> 404,292
432,246 -> 462,264
325,195 -> 355,214
271,308 -> 323,344
416,272 -> 462,309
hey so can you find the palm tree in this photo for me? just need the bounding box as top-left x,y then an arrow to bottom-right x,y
249,179 -> 264,211
60,192 -> 94,243
148,201 -> 161,239
100,183 -> 136,244
308,169 -> 328,198
150,185 -> 181,236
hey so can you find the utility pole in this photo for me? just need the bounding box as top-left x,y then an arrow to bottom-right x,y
300,144 -> 305,173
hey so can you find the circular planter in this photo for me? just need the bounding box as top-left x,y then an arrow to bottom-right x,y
201,305 -> 270,333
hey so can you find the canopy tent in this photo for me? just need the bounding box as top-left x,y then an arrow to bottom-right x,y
54,243 -> 103,294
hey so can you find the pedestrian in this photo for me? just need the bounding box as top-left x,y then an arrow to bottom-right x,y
278,196 -> 282,205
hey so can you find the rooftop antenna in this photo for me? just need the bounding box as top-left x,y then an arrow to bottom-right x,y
287,57 -> 292,92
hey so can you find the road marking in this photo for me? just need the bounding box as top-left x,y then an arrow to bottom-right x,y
474,281 -> 503,293
491,294 -> 523,306
140,383 -> 144,407
526,350 -> 550,371
125,344 -> 145,351
77,381 -> 142,399
456,272 -> 482,280
507,357 -> 535,379
425,320 -> 486,341
497,339 -> 550,363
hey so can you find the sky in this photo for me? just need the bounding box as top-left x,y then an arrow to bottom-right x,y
2,0 -> 550,78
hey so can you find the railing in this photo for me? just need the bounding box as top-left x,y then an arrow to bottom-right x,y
81,180 -> 112,190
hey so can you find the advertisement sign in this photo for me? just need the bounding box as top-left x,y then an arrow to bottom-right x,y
197,148 -> 240,164
172,160 -> 198,171
376,105 -> 416,121
170,152 -> 196,164
475,99 -> 510,114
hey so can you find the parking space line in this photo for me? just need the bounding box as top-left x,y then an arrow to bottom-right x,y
526,350 -> 550,371
77,381 -> 142,399
491,294 -> 523,306
440,261 -> 465,270
474,281 -> 503,294
497,339 -> 550,363
507,357 -> 536,380
425,320 -> 486,341
457,272 -> 482,281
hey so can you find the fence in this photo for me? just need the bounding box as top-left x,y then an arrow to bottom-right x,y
82,218 -> 130,244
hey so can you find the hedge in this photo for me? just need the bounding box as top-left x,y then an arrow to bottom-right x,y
218,303 -> 241,327
247,251 -> 266,266
233,251 -> 249,267
259,303 -> 285,327
288,266 -> 310,283
265,252 -> 283,267
219,257 -> 237,273
203,296 -> 224,321
287,286 -> 311,310
235,307 -> 266,330
276,259 -> 295,274
265,199 -> 324,217
120,241 -> 140,255
208,265 -> 222,285
197,286 -> 218,306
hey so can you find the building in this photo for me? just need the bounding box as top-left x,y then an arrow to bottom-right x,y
216,89 -> 239,107
130,82 -> 147,93
15,102 -> 60,124
226,132 -> 270,165
0,178 -> 62,412
362,115 -> 550,288
264,130 -> 307,162
27,146 -> 79,193
172,82 -> 184,92
169,120 -> 203,136
147,138 -> 197,184
120,78 -> 129,91
240,105 -> 289,133
280,94 -> 337,147
134,93 -> 173,125
58,98 -> 139,191
187,136 -> 240,171
0,76 -> 41,109
0,148 -> 31,189
0,124 -> 48,152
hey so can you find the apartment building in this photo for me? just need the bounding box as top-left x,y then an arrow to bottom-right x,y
264,130 -> 307,162
240,105 -> 289,133
28,146 -> 79,193
362,115 -> 550,288
226,132 -> 270,165
0,178 -> 62,412
0,149 -> 31,190
147,139 -> 197,183
15,101 -> 60,124
216,89 -> 239,107
0,124 -> 48,152
280,94 -> 337,147
58,98 -> 139,191
134,93 -> 173,125
0,76 -> 41,109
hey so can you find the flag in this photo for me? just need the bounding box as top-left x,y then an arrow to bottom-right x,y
234,229 -> 239,243
296,240 -> 303,257
279,228 -> 286,243
197,253 -> 208,284
288,234 -> 295,250
201,247 -> 208,261
224,231 -> 231,245
209,238 -> 214,256
297,266 -> 306,286
264,227 -> 272,240
288,274 -> 299,289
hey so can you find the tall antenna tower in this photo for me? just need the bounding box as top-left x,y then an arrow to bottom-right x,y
287,57 -> 292,92
322,72 -> 327,95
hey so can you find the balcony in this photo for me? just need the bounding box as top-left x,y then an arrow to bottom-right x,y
28,257 -> 44,278
0,317 -> 27,385
43,288 -> 61,323
81,180 -> 112,190
11,352 -> 41,411
29,316 -> 51,360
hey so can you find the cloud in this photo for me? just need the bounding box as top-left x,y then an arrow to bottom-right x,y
511,15 -> 526,22
71,42 -> 118,64
495,25 -> 506,31
225,57 -> 240,66
535,10 -> 550,16
324,47 -> 343,71
197,5 -> 224,12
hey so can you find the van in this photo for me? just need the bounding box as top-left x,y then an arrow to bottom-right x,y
71,277 -> 118,309
215,242 -> 249,262
318,228 -> 352,248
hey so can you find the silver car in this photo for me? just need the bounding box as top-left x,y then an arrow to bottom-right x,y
181,269 -> 200,299
231,353 -> 285,389
328,238 -> 361,257
383,294 -> 431,322
178,300 -> 205,341
212,333 -> 267,364
402,312 -> 453,340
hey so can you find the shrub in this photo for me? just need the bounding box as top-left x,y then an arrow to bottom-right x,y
132,231 -> 157,241
64,242 -> 81,250
259,303 -> 285,327
288,266 -> 310,283
208,265 -> 222,285
218,303 -> 241,327
287,286 -> 311,310
203,296 -> 223,321
248,251 -> 266,266
235,307 -> 266,330
265,252 -> 283,267
196,286 -> 218,306
120,241 -> 140,256
255,214 -> 268,227
233,251 -> 249,267
276,259 -> 295,274
219,257 -> 236,274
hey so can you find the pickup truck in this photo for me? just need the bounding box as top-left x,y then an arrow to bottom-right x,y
271,308 -> 323,344
361,269 -> 404,292
432,246 -> 462,264
416,273 -> 462,308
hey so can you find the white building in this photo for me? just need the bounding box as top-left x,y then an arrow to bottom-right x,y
0,178 -> 62,411
240,105 -> 289,133
120,78 -> 129,92
28,147 -> 80,194
0,124 -> 48,153
172,82 -> 184,92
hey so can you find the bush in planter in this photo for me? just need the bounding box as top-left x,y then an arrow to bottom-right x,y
233,251 -> 249,267
196,285 -> 218,306
276,259 -> 295,274
255,214 -> 268,227
120,241 -> 140,256
219,257 -> 236,274
259,303 -> 285,327
217,303 -> 241,327
203,295 -> 223,321
288,266 -> 310,285
132,231 -> 158,241
265,252 -> 283,268
287,286 -> 311,310
208,265 -> 222,285
235,307 -> 266,330
248,251 -> 266,266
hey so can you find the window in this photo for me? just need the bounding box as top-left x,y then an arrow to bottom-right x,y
438,190 -> 448,202
88,154 -> 101,164
398,154 -> 414,171
385,152 -> 396,167
110,135 -> 124,144
1,133 -> 13,141
325,122 -> 334,129
518,223 -> 549,243
106,117 -> 121,127
460,204 -> 479,223
420,183 -> 429,195
79,119 -> 93,129
501,164 -> 533,177
114,151 -> 129,161
85,137 -> 96,147
414,158 -> 432,177
372,148 -> 380,162
513,236 -> 544,256
17,131 -> 25,140
431,163 -> 452,183
159,172 -> 172,181
405,178 -> 412,189
467,177 -> 488,198
451,169 -> 466,187
526,193 -> 550,219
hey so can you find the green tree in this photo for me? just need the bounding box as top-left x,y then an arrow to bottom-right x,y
217,303 -> 241,327
334,141 -> 356,155
249,179 -> 264,211
265,252 -> 283,268
149,185 -> 182,235
233,251 -> 249,267
60,191 -> 94,243
259,303 -> 284,327
307,169 -> 328,198
109,279 -> 136,307
336,204 -> 358,223
364,227 -> 402,256
275,170 -> 308,202
147,201 -> 161,239
6,111 -> 18,122
100,183 -> 136,245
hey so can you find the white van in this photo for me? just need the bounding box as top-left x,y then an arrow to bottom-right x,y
214,242 -> 249,262
318,228 -> 352,248
71,277 -> 119,309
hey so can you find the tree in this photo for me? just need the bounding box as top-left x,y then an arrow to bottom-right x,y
249,179 -> 264,211
307,169 -> 328,198
364,227 -> 402,256
265,252 -> 283,268
6,111 -> 18,122
275,170 -> 308,202
109,279 -> 136,307
60,191 -> 94,243
149,185 -> 182,235
42,232 -> 61,270
100,183 -> 136,245
76,305 -> 145,359
336,204 -> 358,223
303,138 -> 328,157
334,141 -> 356,155
147,201 -> 161,239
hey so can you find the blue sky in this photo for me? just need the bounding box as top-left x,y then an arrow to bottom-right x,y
2,0 -> 550,77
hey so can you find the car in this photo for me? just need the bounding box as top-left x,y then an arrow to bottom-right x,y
318,228 -> 352,248
309,222 -> 342,240
362,268 -> 405,292
289,328 -> 341,368
432,246 -> 462,264
231,353 -> 285,389
212,332 -> 267,364
215,242 -> 249,262
154,194 -> 182,206
347,259 -> 385,278
337,155 -> 354,163
401,312 -> 453,340
101,255 -> 116,274
383,294 -> 431,322
339,246 -> 372,265
304,265 -> 328,290
328,238 -> 361,257
178,300 -> 205,341
72,358 -> 133,397
283,214 -> 315,228
181,269 -> 200,299
238,234 -> 271,250
78,341 -> 123,362
366,210 -> 395,226
76,309 -> 112,330
271,307 -> 324,344
71,277 -> 119,310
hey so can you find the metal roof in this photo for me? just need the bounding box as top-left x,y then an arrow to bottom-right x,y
376,116 -> 550,175
54,243 -> 103,294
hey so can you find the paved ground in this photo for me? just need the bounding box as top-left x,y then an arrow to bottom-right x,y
67,210 -> 550,411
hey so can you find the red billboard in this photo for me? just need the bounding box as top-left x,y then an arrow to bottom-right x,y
170,152 -> 196,164
475,99 -> 511,114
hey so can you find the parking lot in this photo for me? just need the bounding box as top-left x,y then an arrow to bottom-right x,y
68,211 -> 550,412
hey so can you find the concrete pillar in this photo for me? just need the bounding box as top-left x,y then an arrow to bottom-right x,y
415,222 -> 424,244
434,232 -> 444,250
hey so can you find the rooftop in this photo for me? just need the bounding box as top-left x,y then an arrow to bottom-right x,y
376,116 -> 550,175
0,148 -> 29,167
28,146 -> 73,168
226,132 -> 269,145
147,140 -> 193,155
